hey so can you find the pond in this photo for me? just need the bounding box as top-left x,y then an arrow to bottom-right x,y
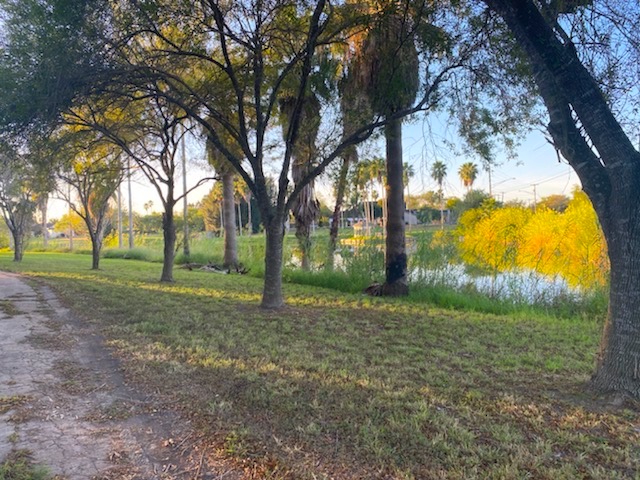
410,263 -> 582,305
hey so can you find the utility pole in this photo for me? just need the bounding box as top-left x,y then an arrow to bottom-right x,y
182,127 -> 190,257
68,184 -> 73,251
128,158 -> 134,249
532,183 -> 538,212
117,183 -> 123,248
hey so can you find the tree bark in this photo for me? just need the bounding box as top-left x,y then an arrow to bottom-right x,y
40,199 -> 48,248
261,216 -> 285,309
91,233 -> 102,270
592,205 -> 640,397
11,229 -> 24,262
383,118 -> 408,296
327,155 -> 352,270
222,172 -> 238,268
161,206 -> 176,282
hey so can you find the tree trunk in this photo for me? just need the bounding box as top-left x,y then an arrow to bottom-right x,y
591,191 -> 640,398
247,193 -> 253,235
291,173 -> 319,271
261,216 -> 285,309
91,234 -> 102,270
483,0 -> 640,398
439,189 -> 444,229
40,199 -> 48,248
11,229 -> 24,262
222,172 -> 238,268
161,206 -> 176,282
327,155 -> 351,270
383,118 -> 408,296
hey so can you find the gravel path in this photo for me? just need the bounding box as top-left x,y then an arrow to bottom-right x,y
0,271 -> 237,479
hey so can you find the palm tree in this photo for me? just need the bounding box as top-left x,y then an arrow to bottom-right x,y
206,131 -> 241,269
458,162 -> 478,192
403,162 -> 415,209
369,157 -> 386,228
353,160 -> 372,228
327,73 -> 369,269
353,6 -> 420,296
279,93 -> 321,271
403,162 -> 416,227
431,160 -> 447,227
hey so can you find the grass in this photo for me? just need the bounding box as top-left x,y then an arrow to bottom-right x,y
0,252 -> 637,478
0,450 -> 49,480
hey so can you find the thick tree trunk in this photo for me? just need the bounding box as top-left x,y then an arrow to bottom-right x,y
91,234 -> 102,270
483,0 -> 640,398
261,217 -> 285,309
161,205 -> 176,282
591,192 -> 640,398
11,229 -> 24,262
383,118 -> 408,296
327,156 -> 351,271
222,172 -> 238,268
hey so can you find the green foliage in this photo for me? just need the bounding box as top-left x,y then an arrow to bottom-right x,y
0,450 -> 50,480
0,0 -> 111,132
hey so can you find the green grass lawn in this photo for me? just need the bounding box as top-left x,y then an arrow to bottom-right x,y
0,252 -> 637,479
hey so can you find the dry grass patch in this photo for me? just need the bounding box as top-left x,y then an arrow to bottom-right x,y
0,396 -> 31,415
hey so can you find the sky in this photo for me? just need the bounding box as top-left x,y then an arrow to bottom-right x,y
46,116 -> 581,221
400,120 -> 580,205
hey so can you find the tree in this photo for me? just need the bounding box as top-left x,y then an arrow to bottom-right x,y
403,162 -> 416,208
538,194 -> 570,213
141,1 -> 454,307
431,160 -> 447,227
57,134 -> 123,269
67,96 -> 212,281
458,162 -> 479,192
208,142 -> 238,268
0,0 -> 478,308
53,211 -> 87,237
0,145 -> 38,261
481,0 -> 640,398
279,93 -> 322,271
350,4 -> 421,296
327,73 -> 367,270
199,184 -> 222,234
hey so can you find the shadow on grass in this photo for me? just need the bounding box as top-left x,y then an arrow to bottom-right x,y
0,255 -> 636,478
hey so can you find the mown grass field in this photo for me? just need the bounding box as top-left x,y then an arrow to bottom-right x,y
0,252 -> 637,479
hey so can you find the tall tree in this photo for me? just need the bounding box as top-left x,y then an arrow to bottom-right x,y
207,136 -> 239,269
458,161 -> 479,192
279,93 -> 322,271
67,97 -> 211,281
57,135 -> 123,269
431,160 -> 447,227
352,4 -> 420,296
327,72 -> 368,269
0,144 -> 38,261
135,0 -> 451,307
481,0 -> 640,398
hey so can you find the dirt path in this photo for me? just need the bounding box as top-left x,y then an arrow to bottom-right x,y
0,271 -> 239,479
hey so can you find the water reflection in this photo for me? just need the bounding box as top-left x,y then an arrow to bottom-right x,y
410,263 -> 580,304
287,249 -> 583,305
